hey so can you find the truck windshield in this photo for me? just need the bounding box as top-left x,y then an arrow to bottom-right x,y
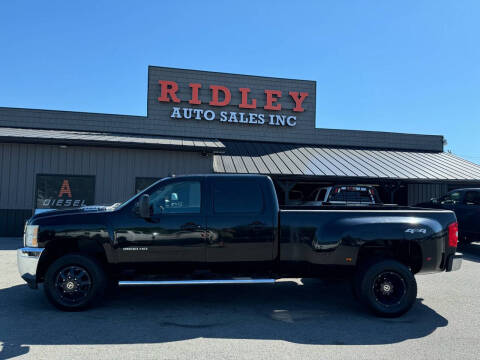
116,177 -> 166,210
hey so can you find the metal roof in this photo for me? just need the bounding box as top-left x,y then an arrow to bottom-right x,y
214,140 -> 480,182
0,127 -> 225,152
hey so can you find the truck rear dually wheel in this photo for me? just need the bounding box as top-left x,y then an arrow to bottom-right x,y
43,254 -> 107,311
355,259 -> 417,317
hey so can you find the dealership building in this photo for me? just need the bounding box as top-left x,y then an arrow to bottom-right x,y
1,66 -> 480,236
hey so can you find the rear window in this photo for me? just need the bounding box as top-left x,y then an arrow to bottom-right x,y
327,186 -> 377,203
213,180 -> 263,213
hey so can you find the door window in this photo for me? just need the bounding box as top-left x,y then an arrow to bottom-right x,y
317,188 -> 327,201
464,191 -> 480,205
213,180 -> 263,214
149,181 -> 201,214
440,191 -> 463,205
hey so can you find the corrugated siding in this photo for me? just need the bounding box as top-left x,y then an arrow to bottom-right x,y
214,141 -> 480,182
407,183 -> 449,206
0,143 -> 213,209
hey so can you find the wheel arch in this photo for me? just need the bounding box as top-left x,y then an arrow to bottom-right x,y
356,240 -> 423,274
37,239 -> 109,282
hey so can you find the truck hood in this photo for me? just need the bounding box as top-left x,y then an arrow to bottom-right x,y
30,205 -> 116,222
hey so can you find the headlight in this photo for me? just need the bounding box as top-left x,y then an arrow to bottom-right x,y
24,225 -> 39,247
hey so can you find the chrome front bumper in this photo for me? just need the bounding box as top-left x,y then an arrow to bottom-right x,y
17,247 -> 44,289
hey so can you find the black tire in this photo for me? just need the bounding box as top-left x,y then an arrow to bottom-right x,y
44,254 -> 107,311
354,259 -> 417,318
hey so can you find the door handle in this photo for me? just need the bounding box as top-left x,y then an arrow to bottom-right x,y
249,221 -> 265,227
181,222 -> 202,231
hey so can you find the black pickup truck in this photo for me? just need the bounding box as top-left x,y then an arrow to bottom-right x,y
18,174 -> 462,317
417,188 -> 480,243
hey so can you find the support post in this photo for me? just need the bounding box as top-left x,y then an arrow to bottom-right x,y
276,180 -> 296,205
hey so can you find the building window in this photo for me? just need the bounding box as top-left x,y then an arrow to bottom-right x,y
35,175 -> 95,209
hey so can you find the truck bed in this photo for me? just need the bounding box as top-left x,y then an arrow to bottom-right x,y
278,206 -> 456,273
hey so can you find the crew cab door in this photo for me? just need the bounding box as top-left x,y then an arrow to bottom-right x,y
113,177 -> 206,265
205,177 -> 275,271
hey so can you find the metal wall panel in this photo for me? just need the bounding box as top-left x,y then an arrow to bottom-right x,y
0,142 -> 213,209
407,183 -> 449,206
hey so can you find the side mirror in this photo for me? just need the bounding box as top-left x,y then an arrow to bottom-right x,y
138,194 -> 151,219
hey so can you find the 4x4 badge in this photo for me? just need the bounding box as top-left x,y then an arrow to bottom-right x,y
405,228 -> 427,234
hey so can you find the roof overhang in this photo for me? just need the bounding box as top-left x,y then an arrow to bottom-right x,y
214,140 -> 480,183
0,127 -> 225,153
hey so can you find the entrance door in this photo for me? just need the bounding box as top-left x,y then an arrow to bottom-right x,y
113,177 -> 206,268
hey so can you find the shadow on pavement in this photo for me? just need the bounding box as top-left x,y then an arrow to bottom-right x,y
0,279 -> 448,359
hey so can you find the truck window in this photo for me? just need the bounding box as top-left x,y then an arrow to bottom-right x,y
149,180 -> 201,215
317,188 -> 327,201
440,191 -> 462,205
464,191 -> 480,205
327,187 -> 376,203
213,180 -> 263,213
306,188 -> 327,202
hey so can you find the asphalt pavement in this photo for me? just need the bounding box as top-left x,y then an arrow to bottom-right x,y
1,238 -> 479,360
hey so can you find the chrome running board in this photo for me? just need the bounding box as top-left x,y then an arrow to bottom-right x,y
118,279 -> 276,286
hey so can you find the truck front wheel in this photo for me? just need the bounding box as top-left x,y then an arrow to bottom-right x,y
43,254 -> 107,311
355,259 -> 417,317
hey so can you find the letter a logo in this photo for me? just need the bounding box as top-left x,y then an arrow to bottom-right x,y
58,180 -> 72,198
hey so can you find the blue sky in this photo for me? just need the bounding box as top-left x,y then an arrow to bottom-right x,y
0,1 -> 479,163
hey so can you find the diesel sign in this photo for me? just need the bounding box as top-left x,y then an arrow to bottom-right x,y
36,175 -> 95,209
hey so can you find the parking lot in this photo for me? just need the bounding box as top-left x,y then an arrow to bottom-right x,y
0,238 -> 479,360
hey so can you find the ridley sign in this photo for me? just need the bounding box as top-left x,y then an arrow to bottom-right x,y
147,67 -> 316,141
157,80 -> 309,127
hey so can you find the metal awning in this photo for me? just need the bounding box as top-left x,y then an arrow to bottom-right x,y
214,140 -> 480,182
0,127 -> 225,153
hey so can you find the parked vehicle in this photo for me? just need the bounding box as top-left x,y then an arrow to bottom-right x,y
18,174 -> 461,317
416,188 -> 480,243
303,185 -> 382,206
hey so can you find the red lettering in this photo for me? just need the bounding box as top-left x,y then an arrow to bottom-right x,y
238,88 -> 257,109
264,90 -> 282,111
289,92 -> 309,112
158,80 -> 180,103
58,180 -> 72,198
209,85 -> 231,107
189,83 -> 202,105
